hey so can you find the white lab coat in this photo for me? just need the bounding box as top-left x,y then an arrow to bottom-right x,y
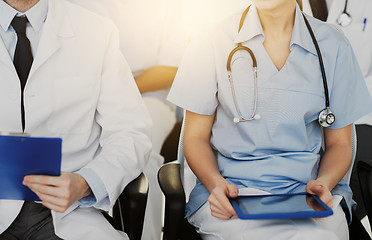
303,0 -> 372,125
65,1 -> 188,239
0,0 -> 152,239
56,0 -> 253,238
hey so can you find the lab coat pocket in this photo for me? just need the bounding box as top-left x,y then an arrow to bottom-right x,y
47,76 -> 99,134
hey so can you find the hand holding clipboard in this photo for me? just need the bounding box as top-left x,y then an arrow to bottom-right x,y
0,134 -> 62,201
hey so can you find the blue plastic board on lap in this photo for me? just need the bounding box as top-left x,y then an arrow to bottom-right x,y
230,192 -> 333,220
0,135 -> 62,201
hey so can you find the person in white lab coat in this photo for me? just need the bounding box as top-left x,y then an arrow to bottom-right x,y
65,0 -> 189,239
0,0 -> 152,239
303,0 -> 372,221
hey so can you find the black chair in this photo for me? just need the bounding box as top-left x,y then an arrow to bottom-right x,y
102,172 -> 149,240
158,161 -> 201,240
357,160 -> 372,235
160,120 -> 183,164
349,210 -> 371,240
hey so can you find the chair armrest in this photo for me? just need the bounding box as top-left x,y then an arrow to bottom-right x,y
158,161 -> 186,240
348,208 -> 371,240
113,172 -> 149,240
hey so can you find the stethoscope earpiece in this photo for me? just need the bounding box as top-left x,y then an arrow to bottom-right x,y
233,114 -> 261,124
254,114 -> 261,120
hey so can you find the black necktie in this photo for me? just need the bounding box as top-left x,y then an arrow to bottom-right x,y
309,0 -> 329,22
11,16 -> 33,131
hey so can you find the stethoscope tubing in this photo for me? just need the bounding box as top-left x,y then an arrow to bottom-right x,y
343,0 -> 349,14
228,66 -> 258,122
227,5 -> 334,127
302,15 -> 330,108
227,45 -> 258,122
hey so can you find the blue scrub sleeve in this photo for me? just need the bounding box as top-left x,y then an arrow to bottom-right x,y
328,41 -> 372,129
167,31 -> 218,115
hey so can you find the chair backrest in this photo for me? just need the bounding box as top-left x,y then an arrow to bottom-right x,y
113,172 -> 149,240
177,112 -> 197,202
158,111 -> 202,240
343,124 -> 357,184
158,161 -> 187,240
357,160 -> 372,228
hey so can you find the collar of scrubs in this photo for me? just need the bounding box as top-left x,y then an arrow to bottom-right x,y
0,0 -> 48,34
234,3 -> 317,56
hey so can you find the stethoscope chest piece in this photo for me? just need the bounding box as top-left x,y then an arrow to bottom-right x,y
318,107 -> 335,127
337,12 -> 352,27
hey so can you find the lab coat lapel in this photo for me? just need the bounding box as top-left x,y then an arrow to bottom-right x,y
28,0 -> 74,80
326,0 -> 347,23
0,201 -> 24,234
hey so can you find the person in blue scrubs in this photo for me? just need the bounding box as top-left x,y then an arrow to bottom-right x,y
167,0 -> 372,239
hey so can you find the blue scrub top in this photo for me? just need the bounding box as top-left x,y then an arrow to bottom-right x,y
167,3 -> 372,219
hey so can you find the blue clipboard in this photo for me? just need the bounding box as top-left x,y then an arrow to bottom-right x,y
0,135 -> 62,201
230,192 -> 333,220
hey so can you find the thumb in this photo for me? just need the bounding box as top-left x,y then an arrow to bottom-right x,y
310,184 -> 324,195
306,180 -> 322,195
227,184 -> 238,198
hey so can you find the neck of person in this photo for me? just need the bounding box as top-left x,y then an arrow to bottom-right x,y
4,0 -> 40,13
257,2 -> 296,38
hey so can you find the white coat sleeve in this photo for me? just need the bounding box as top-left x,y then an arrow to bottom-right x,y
81,23 -> 152,210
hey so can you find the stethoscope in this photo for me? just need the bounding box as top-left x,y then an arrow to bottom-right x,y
227,5 -> 335,128
337,0 -> 352,27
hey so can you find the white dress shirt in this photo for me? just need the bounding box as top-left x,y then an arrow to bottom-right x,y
0,0 -> 47,60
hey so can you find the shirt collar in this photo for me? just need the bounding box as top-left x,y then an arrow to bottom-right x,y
234,3 -> 317,56
0,0 -> 48,34
234,4 -> 264,44
0,0 -> 18,31
290,3 -> 317,55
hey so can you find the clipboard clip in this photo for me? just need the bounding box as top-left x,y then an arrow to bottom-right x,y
0,132 -> 30,136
